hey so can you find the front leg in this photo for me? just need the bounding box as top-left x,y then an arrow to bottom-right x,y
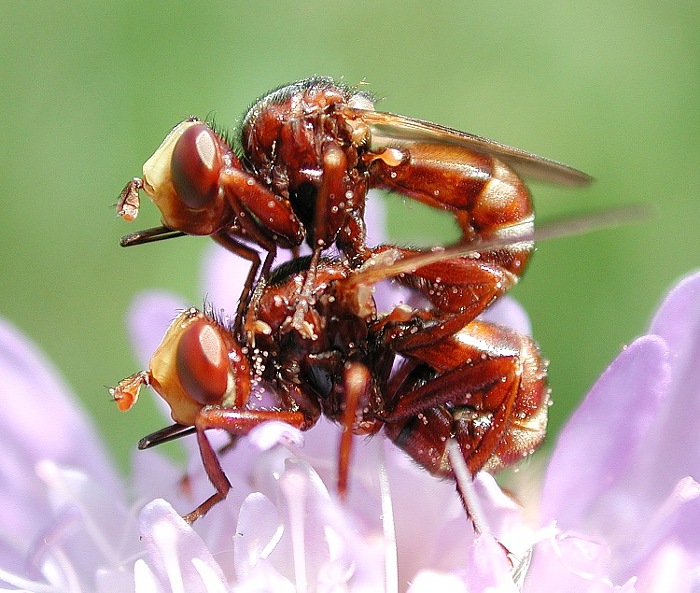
336,361 -> 379,497
184,407 -> 311,523
219,166 -> 305,249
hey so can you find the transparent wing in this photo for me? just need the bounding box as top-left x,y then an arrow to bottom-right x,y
358,109 -> 593,187
341,205 -> 648,291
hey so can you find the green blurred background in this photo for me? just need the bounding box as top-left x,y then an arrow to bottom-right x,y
1,1 -> 698,471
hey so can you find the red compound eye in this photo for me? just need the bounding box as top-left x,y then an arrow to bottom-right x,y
176,318 -> 228,405
171,124 -> 223,209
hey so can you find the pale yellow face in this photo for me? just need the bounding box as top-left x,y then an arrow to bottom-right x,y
145,308 -> 252,426
140,120 -> 199,214
147,308 -> 207,426
131,118 -> 229,236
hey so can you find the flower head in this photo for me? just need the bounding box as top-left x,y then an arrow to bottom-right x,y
2,188 -> 698,591
0,312 -> 527,592
0,197 -> 532,592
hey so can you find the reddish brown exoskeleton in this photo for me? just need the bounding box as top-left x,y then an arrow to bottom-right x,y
117,77 -> 591,313
110,244 -> 549,523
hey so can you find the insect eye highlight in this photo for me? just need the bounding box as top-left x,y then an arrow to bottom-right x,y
176,318 -> 228,405
171,124 -> 223,209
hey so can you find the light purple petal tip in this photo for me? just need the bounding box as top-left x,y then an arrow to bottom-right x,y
627,477 -> 700,569
407,570 -> 469,593
635,537 -> 697,593
525,530 -> 632,593
643,270 -> 700,488
201,244 -> 253,318
479,295 -> 533,335
541,335 -> 671,528
139,499 -> 227,593
234,492 -> 283,582
0,318 -> 120,494
649,269 -> 700,350
465,533 -> 519,592
365,190 -> 388,247
247,421 -> 305,451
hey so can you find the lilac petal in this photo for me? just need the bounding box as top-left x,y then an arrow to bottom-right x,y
383,439 -> 474,580
441,472 -> 537,590
266,419 -> 389,538
134,433 -> 248,555
29,461 -> 138,586
247,421 -> 305,452
642,270 -> 700,495
0,318 -> 121,550
525,529 -> 635,593
131,447 -> 184,508
479,295 -> 533,336
464,533 -> 519,592
658,479 -> 700,563
540,335 -> 671,530
191,558 -> 230,593
472,472 -> 531,554
257,417 -> 337,491
233,560 -> 295,593
277,457 -> 386,591
540,272 -> 700,587
0,461 -> 138,593
200,244 -> 255,319
234,492 -> 285,582
237,458 -> 331,588
0,319 -> 118,484
133,558 -> 161,592
276,458 -> 336,585
406,570 -> 469,593
240,453 -> 390,591
96,565 -> 139,593
635,539 -> 697,593
127,291 -> 187,368
139,499 -> 227,593
365,190 -> 388,247
619,477 -> 700,582
649,270 -> 700,353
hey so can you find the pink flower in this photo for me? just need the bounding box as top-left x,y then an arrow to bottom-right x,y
0,317 -> 138,592
2,188 -> 697,591
0,197 -> 532,592
121,196 -> 536,591
0,315 -> 524,592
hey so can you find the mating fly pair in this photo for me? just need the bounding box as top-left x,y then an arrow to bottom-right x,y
111,77 -> 592,522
